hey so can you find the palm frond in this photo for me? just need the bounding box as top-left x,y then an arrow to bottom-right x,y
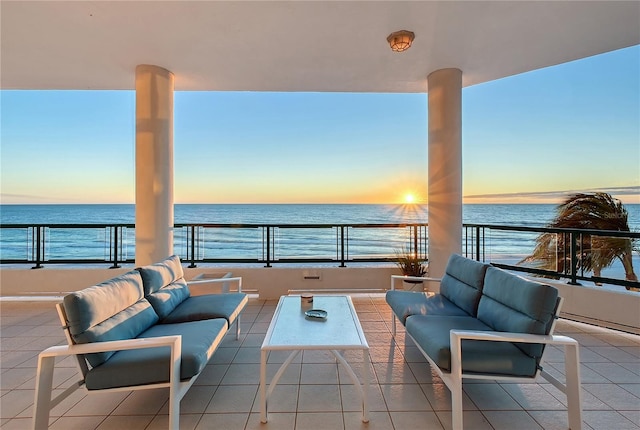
518,192 -> 637,283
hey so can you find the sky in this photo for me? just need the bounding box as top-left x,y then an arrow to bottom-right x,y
1,45 -> 639,205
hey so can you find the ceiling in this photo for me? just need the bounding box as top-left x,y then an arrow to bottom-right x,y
1,1 -> 639,92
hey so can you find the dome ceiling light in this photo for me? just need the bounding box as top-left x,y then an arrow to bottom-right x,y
387,30 -> 415,52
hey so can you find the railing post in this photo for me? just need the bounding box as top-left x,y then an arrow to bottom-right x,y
188,225 -> 197,268
109,226 -> 121,269
423,225 -> 428,260
568,232 -> 580,285
475,226 -> 481,261
339,226 -> 346,267
463,226 -> 468,258
31,226 -> 44,269
265,226 -> 272,268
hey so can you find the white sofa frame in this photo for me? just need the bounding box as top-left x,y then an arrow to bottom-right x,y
32,276 -> 242,430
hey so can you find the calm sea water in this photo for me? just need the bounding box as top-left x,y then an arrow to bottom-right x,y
3,203 -> 617,225
1,204 -> 638,280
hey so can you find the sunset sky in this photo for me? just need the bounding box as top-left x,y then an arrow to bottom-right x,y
1,45 -> 638,205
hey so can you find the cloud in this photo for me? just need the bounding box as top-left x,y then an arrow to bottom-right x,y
464,186 -> 640,201
0,193 -> 82,204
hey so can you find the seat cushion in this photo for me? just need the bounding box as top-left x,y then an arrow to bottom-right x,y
162,293 -> 248,325
439,254 -> 489,317
477,267 -> 558,358
406,315 -> 537,377
385,290 -> 470,325
85,318 -> 228,390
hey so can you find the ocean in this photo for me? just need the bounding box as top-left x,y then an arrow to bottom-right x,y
1,204 -> 638,282
0,203 -> 589,225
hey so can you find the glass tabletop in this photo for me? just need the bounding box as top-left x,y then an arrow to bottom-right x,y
263,295 -> 368,349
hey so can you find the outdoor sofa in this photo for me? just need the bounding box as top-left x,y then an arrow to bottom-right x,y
32,255 -> 247,430
386,254 -> 583,430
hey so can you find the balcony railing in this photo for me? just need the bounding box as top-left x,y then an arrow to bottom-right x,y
464,224 -> 639,290
0,222 -> 637,290
0,223 -> 428,269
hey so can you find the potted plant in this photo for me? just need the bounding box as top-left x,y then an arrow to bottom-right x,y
395,248 -> 428,292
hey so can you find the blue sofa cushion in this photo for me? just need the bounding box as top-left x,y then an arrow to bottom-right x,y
138,254 -> 185,295
138,255 -> 191,319
477,267 -> 558,359
385,290 -> 470,324
406,315 -> 538,377
146,279 -> 191,320
85,318 -> 228,390
63,270 -> 159,367
162,293 -> 248,325
64,270 -> 146,335
439,254 -> 489,317
73,300 -> 159,367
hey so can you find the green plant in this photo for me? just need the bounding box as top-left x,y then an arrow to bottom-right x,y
395,248 -> 427,277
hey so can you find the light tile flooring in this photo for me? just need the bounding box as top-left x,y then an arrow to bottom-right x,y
1,296 -> 639,429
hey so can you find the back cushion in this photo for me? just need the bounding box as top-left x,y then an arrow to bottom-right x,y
138,254 -> 185,295
439,254 -> 489,316
63,270 -> 159,367
477,267 -> 558,358
137,254 -> 190,319
65,270 -> 146,335
73,300 -> 159,367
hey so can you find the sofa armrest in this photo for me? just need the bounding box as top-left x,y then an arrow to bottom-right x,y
448,329 -> 579,375
187,276 -> 243,293
390,275 -> 441,291
33,335 -> 183,429
450,330 -> 578,346
40,335 -> 183,359
448,329 -> 582,429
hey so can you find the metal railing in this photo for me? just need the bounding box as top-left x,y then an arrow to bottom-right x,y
178,222 -> 427,268
1,221 -> 637,290
464,224 -> 639,290
0,222 -> 428,269
1,224 -> 132,269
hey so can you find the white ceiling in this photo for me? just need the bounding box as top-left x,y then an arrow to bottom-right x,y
1,1 -> 639,92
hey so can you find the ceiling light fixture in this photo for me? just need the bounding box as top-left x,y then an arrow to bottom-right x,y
387,30 -> 415,52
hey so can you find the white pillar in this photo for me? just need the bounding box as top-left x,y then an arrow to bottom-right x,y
428,68 -> 463,280
135,65 -> 174,266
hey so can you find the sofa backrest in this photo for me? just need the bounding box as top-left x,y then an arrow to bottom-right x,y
477,267 -> 559,359
439,254 -> 489,316
62,270 -> 159,367
137,254 -> 190,319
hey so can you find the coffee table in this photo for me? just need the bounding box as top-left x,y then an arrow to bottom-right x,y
259,295 -> 370,423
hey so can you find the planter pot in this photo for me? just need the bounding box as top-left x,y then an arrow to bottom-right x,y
403,279 -> 424,292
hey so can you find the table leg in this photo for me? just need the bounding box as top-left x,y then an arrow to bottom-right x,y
261,349 -> 301,423
260,349 -> 268,423
362,348 -> 370,422
331,349 -> 369,423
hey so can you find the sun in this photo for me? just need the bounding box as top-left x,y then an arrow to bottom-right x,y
404,193 -> 416,204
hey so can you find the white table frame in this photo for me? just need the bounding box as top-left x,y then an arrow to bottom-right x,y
260,295 -> 370,423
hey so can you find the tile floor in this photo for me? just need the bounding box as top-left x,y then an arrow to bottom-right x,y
1,295 -> 639,429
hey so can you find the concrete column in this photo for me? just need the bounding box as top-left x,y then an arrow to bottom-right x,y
427,68 -> 463,281
135,65 -> 174,266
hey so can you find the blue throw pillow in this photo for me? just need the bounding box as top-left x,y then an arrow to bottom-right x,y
146,279 -> 191,320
